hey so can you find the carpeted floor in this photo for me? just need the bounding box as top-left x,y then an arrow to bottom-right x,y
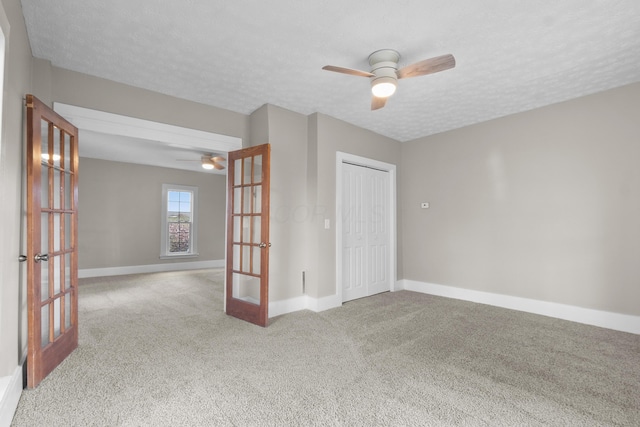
11,269 -> 640,426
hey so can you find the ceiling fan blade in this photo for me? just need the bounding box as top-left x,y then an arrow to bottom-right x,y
322,65 -> 374,78
213,162 -> 225,170
371,96 -> 387,111
211,156 -> 226,162
396,54 -> 456,79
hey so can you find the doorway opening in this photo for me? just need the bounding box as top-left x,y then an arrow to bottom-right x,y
52,103 -> 241,278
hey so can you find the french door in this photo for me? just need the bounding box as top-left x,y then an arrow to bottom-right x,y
225,144 -> 270,327
341,162 -> 391,302
25,95 -> 79,388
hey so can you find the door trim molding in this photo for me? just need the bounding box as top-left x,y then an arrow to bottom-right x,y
335,152 -> 397,303
0,366 -> 22,427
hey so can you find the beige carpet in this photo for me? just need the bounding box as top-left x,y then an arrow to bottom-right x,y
12,269 -> 640,426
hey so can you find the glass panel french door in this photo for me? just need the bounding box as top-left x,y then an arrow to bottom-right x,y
226,144 -> 270,327
26,95 -> 79,388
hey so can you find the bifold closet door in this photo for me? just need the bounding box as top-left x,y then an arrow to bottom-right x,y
341,162 -> 391,302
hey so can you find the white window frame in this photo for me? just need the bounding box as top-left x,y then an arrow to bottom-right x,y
160,184 -> 199,259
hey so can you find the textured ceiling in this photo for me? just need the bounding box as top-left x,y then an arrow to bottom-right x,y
20,0 -> 640,143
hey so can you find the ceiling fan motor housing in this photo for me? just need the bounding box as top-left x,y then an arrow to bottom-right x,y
369,49 -> 400,96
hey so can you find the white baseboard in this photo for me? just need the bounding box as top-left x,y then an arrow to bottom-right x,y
269,293 -> 342,318
79,259 -> 225,278
268,283 -> 405,319
308,293 -> 342,313
400,279 -> 640,335
0,366 -> 23,427
270,296 -> 309,318
263,280 -> 640,336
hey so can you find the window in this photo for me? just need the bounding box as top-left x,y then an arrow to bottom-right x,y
161,184 -> 198,258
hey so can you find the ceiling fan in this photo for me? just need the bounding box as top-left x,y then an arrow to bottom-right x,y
322,49 -> 456,110
176,154 -> 226,170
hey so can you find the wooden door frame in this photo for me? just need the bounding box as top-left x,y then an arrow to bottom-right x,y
335,152 -> 397,302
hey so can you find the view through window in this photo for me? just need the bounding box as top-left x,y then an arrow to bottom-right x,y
168,190 -> 192,252
161,184 -> 198,257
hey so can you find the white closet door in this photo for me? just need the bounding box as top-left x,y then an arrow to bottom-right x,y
342,162 -> 391,302
342,163 -> 367,302
367,168 -> 390,295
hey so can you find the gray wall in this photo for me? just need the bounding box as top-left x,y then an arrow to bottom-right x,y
0,0 -> 33,376
262,105 -> 309,301
401,83 -> 640,316
249,104 -> 309,301
78,158 -> 226,269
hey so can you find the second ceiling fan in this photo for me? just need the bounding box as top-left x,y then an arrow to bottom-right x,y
176,154 -> 226,170
322,49 -> 456,110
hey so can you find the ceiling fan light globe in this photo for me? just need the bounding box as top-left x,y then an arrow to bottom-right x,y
201,162 -> 215,170
371,78 -> 397,98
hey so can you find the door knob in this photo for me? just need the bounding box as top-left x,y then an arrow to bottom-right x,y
258,242 -> 272,249
34,253 -> 49,263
